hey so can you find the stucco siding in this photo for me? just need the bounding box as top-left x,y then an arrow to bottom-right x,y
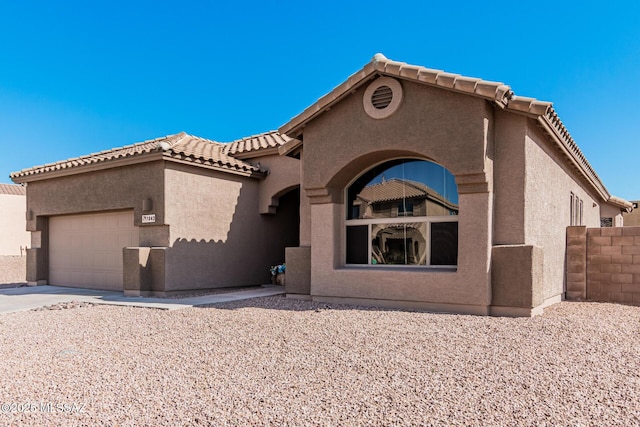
163,164 -> 298,291
623,203 -> 640,226
524,124 -> 600,299
256,154 -> 300,214
298,148 -> 311,246
493,111 -> 526,245
601,203 -> 624,227
0,193 -> 29,255
25,161 -> 165,234
0,255 -> 26,284
22,162 -> 165,284
293,78 -> 497,312
302,80 -> 491,199
307,193 -> 492,310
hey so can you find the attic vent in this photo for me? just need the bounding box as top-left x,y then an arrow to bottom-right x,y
371,85 -> 393,109
363,77 -> 403,119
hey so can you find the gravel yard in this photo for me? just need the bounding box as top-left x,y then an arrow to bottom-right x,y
0,297 -> 638,426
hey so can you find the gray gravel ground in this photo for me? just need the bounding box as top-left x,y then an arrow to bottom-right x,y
0,297 -> 638,426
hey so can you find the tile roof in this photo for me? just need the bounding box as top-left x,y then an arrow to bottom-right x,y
0,183 -> 26,196
168,133 -> 261,173
222,131 -> 294,158
358,179 -> 458,211
279,53 -> 616,203
10,132 -> 264,181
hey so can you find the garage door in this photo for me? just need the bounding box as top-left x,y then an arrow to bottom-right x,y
49,211 -> 139,290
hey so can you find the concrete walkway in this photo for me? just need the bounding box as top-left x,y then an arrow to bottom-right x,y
0,285 -> 285,314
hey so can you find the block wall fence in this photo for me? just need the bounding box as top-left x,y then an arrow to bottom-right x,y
566,226 -> 640,306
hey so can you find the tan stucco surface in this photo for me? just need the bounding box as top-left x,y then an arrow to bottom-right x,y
256,154 -> 301,214
523,124 -> 600,299
0,256 -> 26,283
284,71 -> 625,315
163,163 -> 298,291
24,161 -> 166,233
301,80 -> 492,201
621,202 -> 639,226
292,80 -> 496,313
22,161 -> 166,285
0,193 -> 30,255
493,110 -> 526,245
601,203 -> 624,227
21,157 -> 299,292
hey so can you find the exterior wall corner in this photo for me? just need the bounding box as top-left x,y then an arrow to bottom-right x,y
491,244 -> 544,311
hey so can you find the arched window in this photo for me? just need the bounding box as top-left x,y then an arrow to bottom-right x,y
345,159 -> 458,267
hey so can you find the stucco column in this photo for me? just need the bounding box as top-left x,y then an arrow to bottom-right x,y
456,191 -> 493,306
26,216 -> 48,285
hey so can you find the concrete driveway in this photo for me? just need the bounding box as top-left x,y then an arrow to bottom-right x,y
0,285 -> 285,314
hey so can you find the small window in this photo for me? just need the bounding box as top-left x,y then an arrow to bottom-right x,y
398,202 -> 414,216
601,217 -> 613,227
579,199 -> 583,226
570,192 -> 584,226
570,193 -> 575,225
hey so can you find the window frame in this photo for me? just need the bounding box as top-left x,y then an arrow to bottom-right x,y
344,158 -> 458,269
570,192 -> 584,226
345,215 -> 457,268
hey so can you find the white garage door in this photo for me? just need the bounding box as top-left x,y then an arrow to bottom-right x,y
49,211 -> 139,290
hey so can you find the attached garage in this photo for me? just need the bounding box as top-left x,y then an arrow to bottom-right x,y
49,211 -> 138,290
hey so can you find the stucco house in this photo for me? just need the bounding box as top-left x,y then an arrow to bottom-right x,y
277,54 -> 631,316
622,201 -> 640,226
10,53 -> 631,315
10,132 -> 300,295
0,183 -> 30,283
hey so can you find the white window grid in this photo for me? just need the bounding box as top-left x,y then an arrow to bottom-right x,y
345,215 -> 458,268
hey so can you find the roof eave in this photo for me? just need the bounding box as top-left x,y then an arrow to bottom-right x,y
536,114 -> 610,201
11,151 -> 165,184
278,138 -> 304,157
608,195 -> 633,212
277,54 -> 613,205
279,63 -> 379,138
279,53 -> 514,139
230,146 -> 281,160
163,155 -> 265,179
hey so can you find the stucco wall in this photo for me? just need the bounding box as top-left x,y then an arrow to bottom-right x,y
20,161 -> 166,284
0,193 -> 30,255
523,124 -> 600,300
24,161 -> 166,239
298,148 -> 311,246
295,79 -> 496,313
256,154 -> 301,214
163,164 -> 298,291
493,110 -> 526,245
623,202 -> 640,226
0,255 -> 26,284
600,203 -> 623,227
302,79 -> 492,201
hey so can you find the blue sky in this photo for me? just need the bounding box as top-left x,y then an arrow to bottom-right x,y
2,1 -> 639,200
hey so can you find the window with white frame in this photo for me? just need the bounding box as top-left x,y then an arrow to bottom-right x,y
570,192 -> 584,226
345,159 -> 459,267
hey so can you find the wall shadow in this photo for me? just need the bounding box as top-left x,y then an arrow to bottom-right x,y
164,186 -> 300,291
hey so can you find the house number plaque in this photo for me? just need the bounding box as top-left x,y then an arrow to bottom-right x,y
142,214 -> 156,224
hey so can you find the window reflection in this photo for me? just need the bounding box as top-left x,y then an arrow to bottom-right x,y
371,223 -> 426,265
346,159 -> 459,267
348,160 -> 458,220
